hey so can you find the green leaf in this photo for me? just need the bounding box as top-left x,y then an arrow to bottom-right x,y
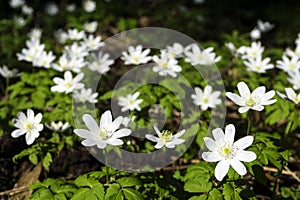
189,195 -> 207,200
42,152 -> 52,171
184,179 -> 212,193
70,188 -> 91,200
123,188 -> 143,200
223,183 -> 242,200
252,165 -> 267,186
29,154 -> 38,165
105,183 -> 123,200
28,188 -> 54,200
116,177 -> 141,187
208,189 -> 222,200
74,174 -> 98,188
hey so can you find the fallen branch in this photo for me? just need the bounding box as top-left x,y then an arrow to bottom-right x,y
0,185 -> 29,196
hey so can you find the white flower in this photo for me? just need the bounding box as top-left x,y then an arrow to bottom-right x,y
238,42 -> 264,59
243,56 -> 274,73
225,42 -> 237,57
276,55 -> 300,73
0,65 -> 21,78
257,20 -> 274,32
66,3 -> 76,12
121,116 -> 136,127
52,54 -> 86,73
83,0 -> 96,12
9,0 -> 25,8
202,124 -> 256,181
51,71 -> 84,94
13,16 -> 25,26
64,43 -> 88,58
191,85 -> 221,110
88,51 -> 114,74
82,35 -> 104,51
73,88 -> 98,103
118,92 -> 143,112
184,44 -> 221,65
277,88 -> 300,104
250,28 -> 261,40
67,28 -> 86,41
74,111 -> 131,149
22,5 -> 33,15
32,51 -> 56,69
285,44 -> 300,59
287,70 -> 300,90
45,2 -> 58,16
152,51 -> 182,77
121,45 -> 152,65
54,29 -> 68,44
145,126 -> 185,149
166,42 -> 184,58
84,21 -> 98,33
45,121 -> 70,132
225,81 -> 277,113
28,28 -> 42,41
17,39 -> 45,62
11,109 -> 43,145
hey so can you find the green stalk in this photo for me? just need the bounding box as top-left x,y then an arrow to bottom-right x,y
5,77 -> 9,99
246,111 -> 252,135
105,148 -> 109,185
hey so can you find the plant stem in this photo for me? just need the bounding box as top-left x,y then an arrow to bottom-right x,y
5,77 -> 9,99
105,148 -> 109,185
246,111 -> 252,135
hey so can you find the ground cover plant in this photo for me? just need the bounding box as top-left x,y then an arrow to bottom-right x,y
0,0 -> 300,199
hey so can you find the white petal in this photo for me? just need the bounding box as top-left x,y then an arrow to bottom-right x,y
132,92 -> 140,100
204,85 -> 212,95
82,114 -> 99,133
261,90 -> 275,101
153,126 -> 161,135
34,113 -> 42,123
252,86 -> 266,96
252,105 -> 264,111
96,141 -> 107,149
74,129 -> 91,138
212,128 -> 225,144
225,92 -> 244,106
113,128 -> 131,138
107,138 -> 123,146
202,152 -> 222,162
17,112 -> 27,121
27,109 -> 34,121
170,138 -> 185,145
276,91 -> 287,100
224,124 -> 235,144
25,132 -> 38,145
236,150 -> 257,162
11,129 -> 26,138
174,129 -> 185,138
203,137 -> 217,151
234,136 -> 254,150
154,141 -> 165,149
261,99 -> 277,105
82,139 -> 97,146
230,159 -> 247,176
100,111 -> 112,128
285,88 -> 296,98
145,134 -> 159,142
238,106 -> 250,113
109,116 -> 123,132
237,82 -> 250,97
215,160 -> 230,181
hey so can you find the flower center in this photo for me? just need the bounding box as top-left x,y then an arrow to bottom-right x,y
65,82 -> 72,88
99,128 -> 110,140
133,57 -> 139,63
294,96 -> 299,104
218,143 -> 237,159
203,97 -> 209,104
161,62 -> 168,69
24,122 -> 33,130
246,97 -> 255,107
288,63 -> 295,70
161,130 -> 173,142
254,65 -> 261,71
